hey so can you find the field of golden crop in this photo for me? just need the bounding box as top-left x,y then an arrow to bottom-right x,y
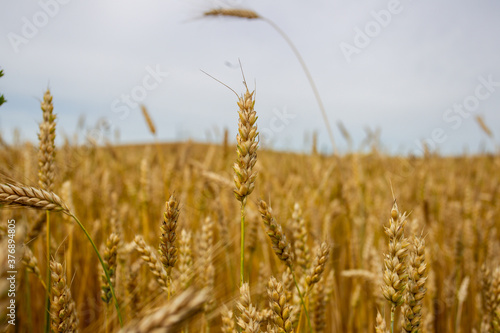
0,88 -> 499,333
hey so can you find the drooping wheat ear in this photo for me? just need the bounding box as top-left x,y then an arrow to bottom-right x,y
375,311 -> 389,333
233,85 -> 258,203
258,200 -> 294,267
204,8 -> 260,19
119,288 -> 208,333
402,235 -> 427,333
292,203 -> 310,272
267,276 -> 294,333
0,183 -> 70,214
49,259 -> 79,333
236,283 -> 261,333
221,304 -> 237,333
101,233 -> 120,304
134,235 -> 169,292
38,89 -> 56,191
306,241 -> 330,290
21,246 -> 46,289
159,195 -> 179,279
140,104 -> 156,135
178,229 -> 194,290
382,201 -> 410,332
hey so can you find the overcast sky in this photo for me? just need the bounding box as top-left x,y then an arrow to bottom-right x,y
1,0 -> 499,155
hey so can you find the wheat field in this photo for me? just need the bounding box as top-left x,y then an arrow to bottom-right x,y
0,86 -> 499,333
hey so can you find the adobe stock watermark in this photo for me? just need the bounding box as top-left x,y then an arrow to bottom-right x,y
259,106 -> 297,146
339,0 -> 409,63
7,0 -> 71,54
412,74 -> 499,155
110,64 -> 169,121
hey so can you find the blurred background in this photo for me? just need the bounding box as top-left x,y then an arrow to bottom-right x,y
0,0 -> 499,155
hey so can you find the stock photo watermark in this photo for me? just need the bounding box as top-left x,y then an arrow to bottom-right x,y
7,0 -> 72,54
6,219 -> 17,326
339,0 -> 409,63
412,74 -> 499,155
259,106 -> 297,146
110,65 -> 169,121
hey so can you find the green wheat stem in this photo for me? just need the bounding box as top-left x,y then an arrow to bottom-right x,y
69,213 -> 123,327
291,268 -> 312,333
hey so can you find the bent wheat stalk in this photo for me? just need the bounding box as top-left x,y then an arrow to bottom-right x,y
0,182 -> 123,326
204,8 -> 338,154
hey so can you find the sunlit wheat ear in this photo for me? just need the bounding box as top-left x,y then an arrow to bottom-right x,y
267,276 -> 294,333
221,304 -> 237,333
401,235 -> 427,333
159,194 -> 179,280
306,241 -> 330,290
382,201 -> 410,332
38,89 -> 56,191
258,199 -> 294,267
233,84 -> 258,203
134,235 -> 169,292
119,288 -> 208,333
50,259 -> 79,333
0,183 -> 70,214
101,233 -> 120,304
375,311 -> 389,333
236,283 -> 261,333
204,8 -> 260,19
382,202 -> 410,306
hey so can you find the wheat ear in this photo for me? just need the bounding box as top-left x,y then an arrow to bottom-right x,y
38,89 -> 56,191
134,235 -> 169,292
236,283 -> 261,333
382,201 -> 410,333
159,194 -> 179,282
267,276 -> 294,333
0,183 -> 70,214
101,233 -> 120,304
50,259 -> 79,333
402,235 -> 427,333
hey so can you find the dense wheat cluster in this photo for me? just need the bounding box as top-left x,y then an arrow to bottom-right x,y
0,87 -> 499,333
